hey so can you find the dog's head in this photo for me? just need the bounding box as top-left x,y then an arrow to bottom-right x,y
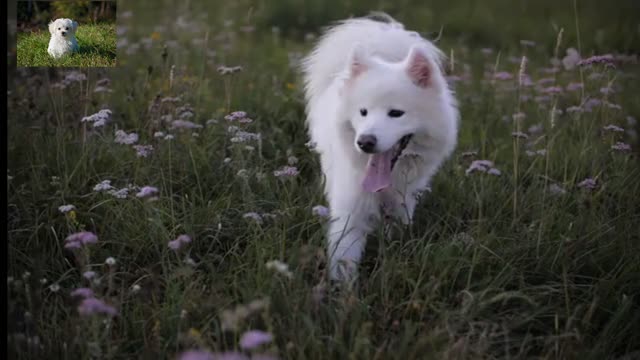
339,43 -> 456,156
48,18 -> 78,38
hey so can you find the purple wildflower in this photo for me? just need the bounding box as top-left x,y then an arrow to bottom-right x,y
70,287 -> 94,298
65,231 -> 98,249
94,180 -> 114,192
611,142 -> 631,152
114,130 -> 139,145
243,212 -> 263,224
225,111 -> 247,121
577,178 -> 597,190
171,120 -> 203,130
312,205 -> 330,218
108,187 -> 130,199
562,48 -> 581,70
239,330 -> 273,350
230,131 -> 261,143
534,95 -> 552,104
549,184 -> 567,196
603,125 -> 624,133
168,234 -> 192,251
493,72 -> 513,80
266,260 -> 293,278
577,54 -> 615,67
566,82 -> 583,91
77,297 -> 117,316
64,70 -> 87,83
528,124 -> 543,135
541,86 -> 563,94
274,166 -> 299,177
136,186 -> 159,198
605,102 -> 622,110
537,77 -> 555,86
81,109 -> 112,128
487,168 -> 502,176
58,204 -> 76,213
133,145 -> 154,158
600,87 -> 614,95
466,160 -> 500,176
82,271 -> 97,280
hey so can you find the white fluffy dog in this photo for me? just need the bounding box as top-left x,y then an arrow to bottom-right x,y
47,18 -> 79,58
302,14 -> 459,282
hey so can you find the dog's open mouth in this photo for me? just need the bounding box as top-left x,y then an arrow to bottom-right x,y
362,134 -> 413,193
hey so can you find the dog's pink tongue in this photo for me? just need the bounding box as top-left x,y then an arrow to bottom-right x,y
362,149 -> 394,192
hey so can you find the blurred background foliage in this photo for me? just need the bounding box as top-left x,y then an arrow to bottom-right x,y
176,0 -> 639,53
17,0 -> 116,30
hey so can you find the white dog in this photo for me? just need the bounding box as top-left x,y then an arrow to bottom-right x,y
48,18 -> 79,58
302,14 -> 459,282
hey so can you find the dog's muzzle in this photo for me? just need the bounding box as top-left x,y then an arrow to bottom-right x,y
390,134 -> 413,169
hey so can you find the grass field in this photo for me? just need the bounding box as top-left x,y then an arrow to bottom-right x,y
16,23 -> 116,67
7,0 -> 640,359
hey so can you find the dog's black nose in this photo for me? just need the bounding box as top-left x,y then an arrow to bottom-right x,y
61,32 -> 66,36
357,134 -> 377,153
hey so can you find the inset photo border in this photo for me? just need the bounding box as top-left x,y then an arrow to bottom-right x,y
17,0 -> 117,67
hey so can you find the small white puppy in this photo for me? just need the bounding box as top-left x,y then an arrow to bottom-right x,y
48,18 -> 79,58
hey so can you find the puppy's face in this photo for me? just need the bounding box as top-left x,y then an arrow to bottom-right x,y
49,18 -> 78,38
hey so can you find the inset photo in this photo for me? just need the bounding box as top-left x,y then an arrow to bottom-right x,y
17,1 -> 117,67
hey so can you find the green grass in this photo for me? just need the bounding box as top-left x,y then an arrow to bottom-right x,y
7,0 -> 640,359
16,23 -> 116,67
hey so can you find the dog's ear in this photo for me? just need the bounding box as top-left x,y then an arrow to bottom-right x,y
404,45 -> 435,88
48,21 -> 56,35
71,20 -> 79,31
346,44 -> 370,80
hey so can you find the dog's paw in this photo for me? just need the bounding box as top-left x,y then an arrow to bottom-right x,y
329,258 -> 359,284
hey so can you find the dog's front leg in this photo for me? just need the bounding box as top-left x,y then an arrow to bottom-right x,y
327,210 -> 371,282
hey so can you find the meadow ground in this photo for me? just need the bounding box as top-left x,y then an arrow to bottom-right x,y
16,23 -> 116,67
7,0 -> 640,359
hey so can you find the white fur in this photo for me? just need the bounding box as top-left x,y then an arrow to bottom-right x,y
47,18 -> 79,58
302,14 -> 459,282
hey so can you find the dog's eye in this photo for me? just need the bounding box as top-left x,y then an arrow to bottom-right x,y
360,109 -> 368,117
388,109 -> 405,118
58,28 -> 61,30
65,27 -> 69,30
